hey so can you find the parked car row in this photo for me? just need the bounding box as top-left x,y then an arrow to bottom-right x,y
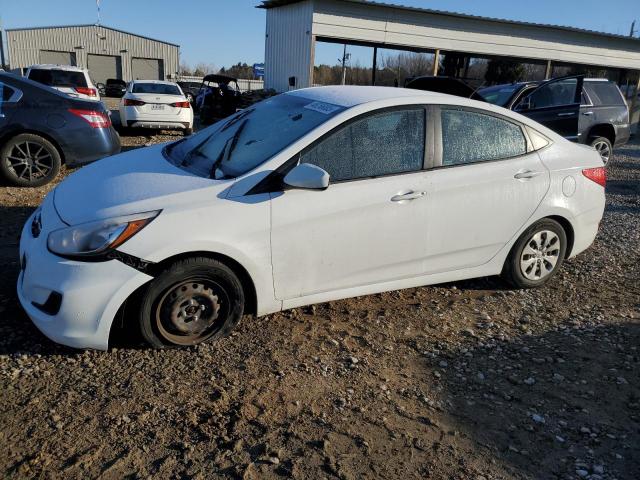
406,75 -> 630,164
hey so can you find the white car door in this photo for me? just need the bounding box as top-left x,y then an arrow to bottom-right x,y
270,107 -> 430,300
423,107 -> 550,274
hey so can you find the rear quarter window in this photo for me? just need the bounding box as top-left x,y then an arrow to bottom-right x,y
584,83 -> 625,106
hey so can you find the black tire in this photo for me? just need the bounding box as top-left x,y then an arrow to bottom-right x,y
589,136 -> 613,165
0,133 -> 61,187
502,219 -> 567,289
183,127 -> 193,136
138,257 -> 245,348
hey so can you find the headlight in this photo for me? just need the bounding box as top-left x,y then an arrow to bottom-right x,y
47,210 -> 160,258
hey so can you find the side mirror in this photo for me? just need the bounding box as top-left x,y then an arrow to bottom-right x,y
283,164 -> 329,191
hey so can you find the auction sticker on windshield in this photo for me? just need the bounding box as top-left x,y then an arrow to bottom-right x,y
304,101 -> 341,115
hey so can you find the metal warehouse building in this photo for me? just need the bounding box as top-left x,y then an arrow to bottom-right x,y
5,24 -> 179,83
259,0 -> 640,111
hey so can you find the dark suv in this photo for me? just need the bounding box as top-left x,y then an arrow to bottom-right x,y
407,75 -> 630,164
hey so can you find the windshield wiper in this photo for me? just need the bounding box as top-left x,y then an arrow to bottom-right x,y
220,108 -> 255,132
209,118 -> 249,179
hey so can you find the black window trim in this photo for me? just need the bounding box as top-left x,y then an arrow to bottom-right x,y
0,84 -> 23,104
432,104 -> 536,170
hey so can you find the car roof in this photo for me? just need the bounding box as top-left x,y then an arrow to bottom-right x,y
131,80 -> 178,86
28,64 -> 87,72
287,85 -> 451,108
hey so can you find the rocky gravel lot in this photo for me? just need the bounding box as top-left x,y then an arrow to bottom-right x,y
0,131 -> 638,479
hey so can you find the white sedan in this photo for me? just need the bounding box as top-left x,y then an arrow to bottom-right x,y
18,86 -> 605,349
119,80 -> 193,134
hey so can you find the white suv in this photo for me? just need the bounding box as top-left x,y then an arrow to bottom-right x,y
25,64 -> 100,101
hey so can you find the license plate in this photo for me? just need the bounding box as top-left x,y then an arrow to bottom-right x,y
151,104 -> 165,110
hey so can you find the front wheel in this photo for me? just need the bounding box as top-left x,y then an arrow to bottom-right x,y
590,136 -> 613,165
138,257 -> 245,348
502,219 -> 567,289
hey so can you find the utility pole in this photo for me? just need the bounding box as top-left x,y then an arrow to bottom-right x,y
340,44 -> 350,85
0,15 -> 6,69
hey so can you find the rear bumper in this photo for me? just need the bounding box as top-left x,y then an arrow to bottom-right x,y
568,205 -> 605,258
64,126 -> 121,167
614,124 -> 631,148
128,121 -> 191,130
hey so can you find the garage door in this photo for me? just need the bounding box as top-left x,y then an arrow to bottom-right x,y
87,54 -> 122,84
131,58 -> 164,81
40,50 -> 76,66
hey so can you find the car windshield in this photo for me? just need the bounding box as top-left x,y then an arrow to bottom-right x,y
165,94 -> 346,179
132,83 -> 181,95
28,69 -> 87,88
478,84 -> 523,106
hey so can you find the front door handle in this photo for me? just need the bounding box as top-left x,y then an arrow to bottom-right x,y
391,191 -> 426,202
514,170 -> 542,180
557,112 -> 575,117
582,111 -> 594,116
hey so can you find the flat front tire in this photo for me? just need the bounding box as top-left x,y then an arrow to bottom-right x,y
138,257 -> 245,348
503,219 -> 567,289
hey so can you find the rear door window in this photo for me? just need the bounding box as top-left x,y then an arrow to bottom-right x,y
301,108 -> 426,182
441,109 -> 527,166
28,69 -> 88,88
583,82 -> 625,106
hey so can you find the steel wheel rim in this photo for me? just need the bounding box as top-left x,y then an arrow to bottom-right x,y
593,140 -> 611,164
5,141 -> 54,182
154,277 -> 229,345
520,230 -> 561,281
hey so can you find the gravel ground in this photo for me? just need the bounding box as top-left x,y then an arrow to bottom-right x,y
0,133 -> 638,479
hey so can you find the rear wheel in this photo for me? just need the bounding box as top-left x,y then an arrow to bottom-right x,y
502,219 -> 567,289
0,134 -> 61,187
590,136 -> 613,165
184,127 -> 193,136
138,257 -> 244,348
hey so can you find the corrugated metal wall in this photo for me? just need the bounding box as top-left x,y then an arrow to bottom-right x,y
264,0 -> 314,92
6,25 -> 179,82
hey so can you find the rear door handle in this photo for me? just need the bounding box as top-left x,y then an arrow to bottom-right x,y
391,191 -> 426,202
514,170 -> 542,180
557,112 -> 575,117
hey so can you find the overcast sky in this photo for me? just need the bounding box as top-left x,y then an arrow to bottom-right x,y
1,0 -> 637,68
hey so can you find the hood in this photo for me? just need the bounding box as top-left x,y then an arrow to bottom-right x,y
54,144 -> 225,225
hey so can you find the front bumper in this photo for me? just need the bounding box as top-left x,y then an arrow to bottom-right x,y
17,201 -> 152,350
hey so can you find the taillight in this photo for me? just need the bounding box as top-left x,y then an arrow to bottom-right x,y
74,87 -> 97,97
123,98 -> 145,106
68,109 -> 111,128
582,167 -> 606,187
171,101 -> 191,108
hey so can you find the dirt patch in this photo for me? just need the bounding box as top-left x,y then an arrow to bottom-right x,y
0,138 -> 638,479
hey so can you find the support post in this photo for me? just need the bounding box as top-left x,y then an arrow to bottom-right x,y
432,49 -> 440,76
629,75 -> 640,136
372,46 -> 377,85
545,60 -> 552,80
